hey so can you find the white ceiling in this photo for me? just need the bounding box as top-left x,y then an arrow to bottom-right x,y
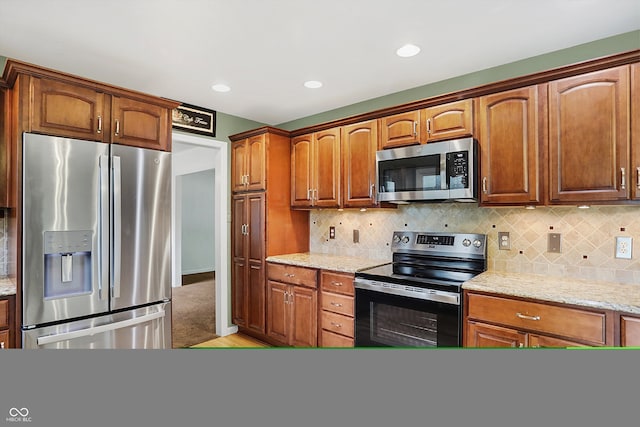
1,1 -> 638,126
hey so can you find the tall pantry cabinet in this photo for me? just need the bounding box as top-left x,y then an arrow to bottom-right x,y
229,127 -> 309,343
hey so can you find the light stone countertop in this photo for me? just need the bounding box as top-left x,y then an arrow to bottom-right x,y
0,277 -> 17,297
462,271 -> 640,315
266,252 -> 389,274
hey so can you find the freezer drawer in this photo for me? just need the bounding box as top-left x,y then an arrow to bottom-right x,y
22,303 -> 171,349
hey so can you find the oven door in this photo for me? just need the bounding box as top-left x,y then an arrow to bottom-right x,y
354,281 -> 461,348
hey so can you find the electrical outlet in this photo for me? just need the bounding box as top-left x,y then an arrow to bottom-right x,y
547,233 -> 561,253
329,226 -> 335,239
615,236 -> 632,259
498,232 -> 511,250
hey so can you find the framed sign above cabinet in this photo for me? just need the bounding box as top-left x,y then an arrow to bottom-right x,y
172,102 -> 216,137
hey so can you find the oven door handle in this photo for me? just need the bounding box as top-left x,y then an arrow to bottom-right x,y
354,279 -> 460,305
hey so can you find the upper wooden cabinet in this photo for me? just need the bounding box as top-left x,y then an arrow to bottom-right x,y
110,96 -> 170,150
378,110 -> 421,149
631,63 -> 640,201
232,134 -> 267,193
341,120 -> 378,208
31,77 -> 106,141
1,61 -> 177,152
476,85 -> 543,205
423,99 -> 474,143
378,99 -> 473,149
24,73 -> 175,151
548,66 -> 630,203
291,128 -> 340,208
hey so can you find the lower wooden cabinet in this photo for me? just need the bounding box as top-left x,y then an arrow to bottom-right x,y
620,314 -> 640,347
318,271 -> 355,347
464,290 -> 614,348
266,263 -> 318,347
0,295 -> 15,349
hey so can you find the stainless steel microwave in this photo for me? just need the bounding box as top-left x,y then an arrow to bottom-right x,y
376,137 -> 478,203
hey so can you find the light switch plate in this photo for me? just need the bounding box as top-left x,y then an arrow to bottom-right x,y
615,236 -> 632,259
547,233 -> 561,253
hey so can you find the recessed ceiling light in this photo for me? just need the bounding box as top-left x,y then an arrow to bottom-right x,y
211,83 -> 231,92
304,80 -> 323,89
396,44 -> 421,58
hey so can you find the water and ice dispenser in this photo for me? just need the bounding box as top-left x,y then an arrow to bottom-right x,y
43,231 -> 93,300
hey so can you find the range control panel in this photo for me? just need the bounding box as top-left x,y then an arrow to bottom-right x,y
392,231 -> 486,256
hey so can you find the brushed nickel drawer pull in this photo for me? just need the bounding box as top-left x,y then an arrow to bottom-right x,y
482,177 -> 488,194
516,312 -> 540,321
114,119 -> 120,136
636,167 -> 640,189
97,115 -> 102,134
621,167 -> 626,190
331,281 -> 343,286
330,302 -> 343,307
330,322 -> 342,328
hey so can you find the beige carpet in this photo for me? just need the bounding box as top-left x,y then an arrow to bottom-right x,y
171,275 -> 217,348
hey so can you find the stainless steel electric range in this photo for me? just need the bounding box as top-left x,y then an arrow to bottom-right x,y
354,231 -> 487,347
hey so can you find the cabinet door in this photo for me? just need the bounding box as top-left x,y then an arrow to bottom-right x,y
0,330 -> 8,349
291,134 -> 313,207
246,134 -> 266,191
112,96 -> 170,151
341,120 -> 378,207
231,195 -> 248,327
246,193 -> 266,334
231,139 -> 248,192
290,286 -> 317,347
424,99 -> 473,143
620,315 -> 640,347
379,110 -> 421,149
31,77 -> 105,141
466,321 -> 525,348
631,63 -> 640,201
267,280 -> 290,345
548,66 -> 629,202
313,129 -> 341,208
528,334 -> 588,348
477,86 -> 542,205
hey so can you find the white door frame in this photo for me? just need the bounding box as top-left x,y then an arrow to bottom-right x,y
171,131 -> 237,337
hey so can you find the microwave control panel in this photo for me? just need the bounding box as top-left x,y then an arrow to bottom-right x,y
447,151 -> 468,189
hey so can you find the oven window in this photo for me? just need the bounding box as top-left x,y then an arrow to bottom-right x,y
355,288 -> 461,347
370,302 -> 438,347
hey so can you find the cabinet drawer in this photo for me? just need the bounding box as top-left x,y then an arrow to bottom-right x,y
320,271 -> 354,296
267,263 -> 317,288
320,329 -> 354,348
467,293 -> 607,345
321,311 -> 354,338
0,330 -> 8,349
320,292 -> 354,317
0,299 -> 8,329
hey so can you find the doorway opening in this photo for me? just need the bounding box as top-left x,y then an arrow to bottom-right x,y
171,131 -> 237,342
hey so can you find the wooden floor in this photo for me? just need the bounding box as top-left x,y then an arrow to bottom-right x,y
190,333 -> 270,348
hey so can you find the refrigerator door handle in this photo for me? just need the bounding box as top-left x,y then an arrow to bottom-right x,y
112,155 -> 122,299
99,155 -> 110,300
36,310 -> 165,346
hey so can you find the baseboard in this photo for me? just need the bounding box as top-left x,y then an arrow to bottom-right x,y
181,271 -> 215,285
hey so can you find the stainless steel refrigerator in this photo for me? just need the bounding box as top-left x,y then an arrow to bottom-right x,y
21,132 -> 172,349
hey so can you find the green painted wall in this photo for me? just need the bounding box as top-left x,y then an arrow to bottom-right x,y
276,30 -> 640,131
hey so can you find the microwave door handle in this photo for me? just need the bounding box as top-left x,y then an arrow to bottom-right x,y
441,153 -> 448,189
98,155 -> 109,300
112,155 -> 122,299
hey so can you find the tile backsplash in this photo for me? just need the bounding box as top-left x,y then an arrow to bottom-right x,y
309,204 -> 640,284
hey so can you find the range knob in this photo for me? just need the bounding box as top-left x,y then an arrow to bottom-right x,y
392,235 -> 401,244
473,239 -> 483,248
401,235 -> 410,244
462,239 -> 471,247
